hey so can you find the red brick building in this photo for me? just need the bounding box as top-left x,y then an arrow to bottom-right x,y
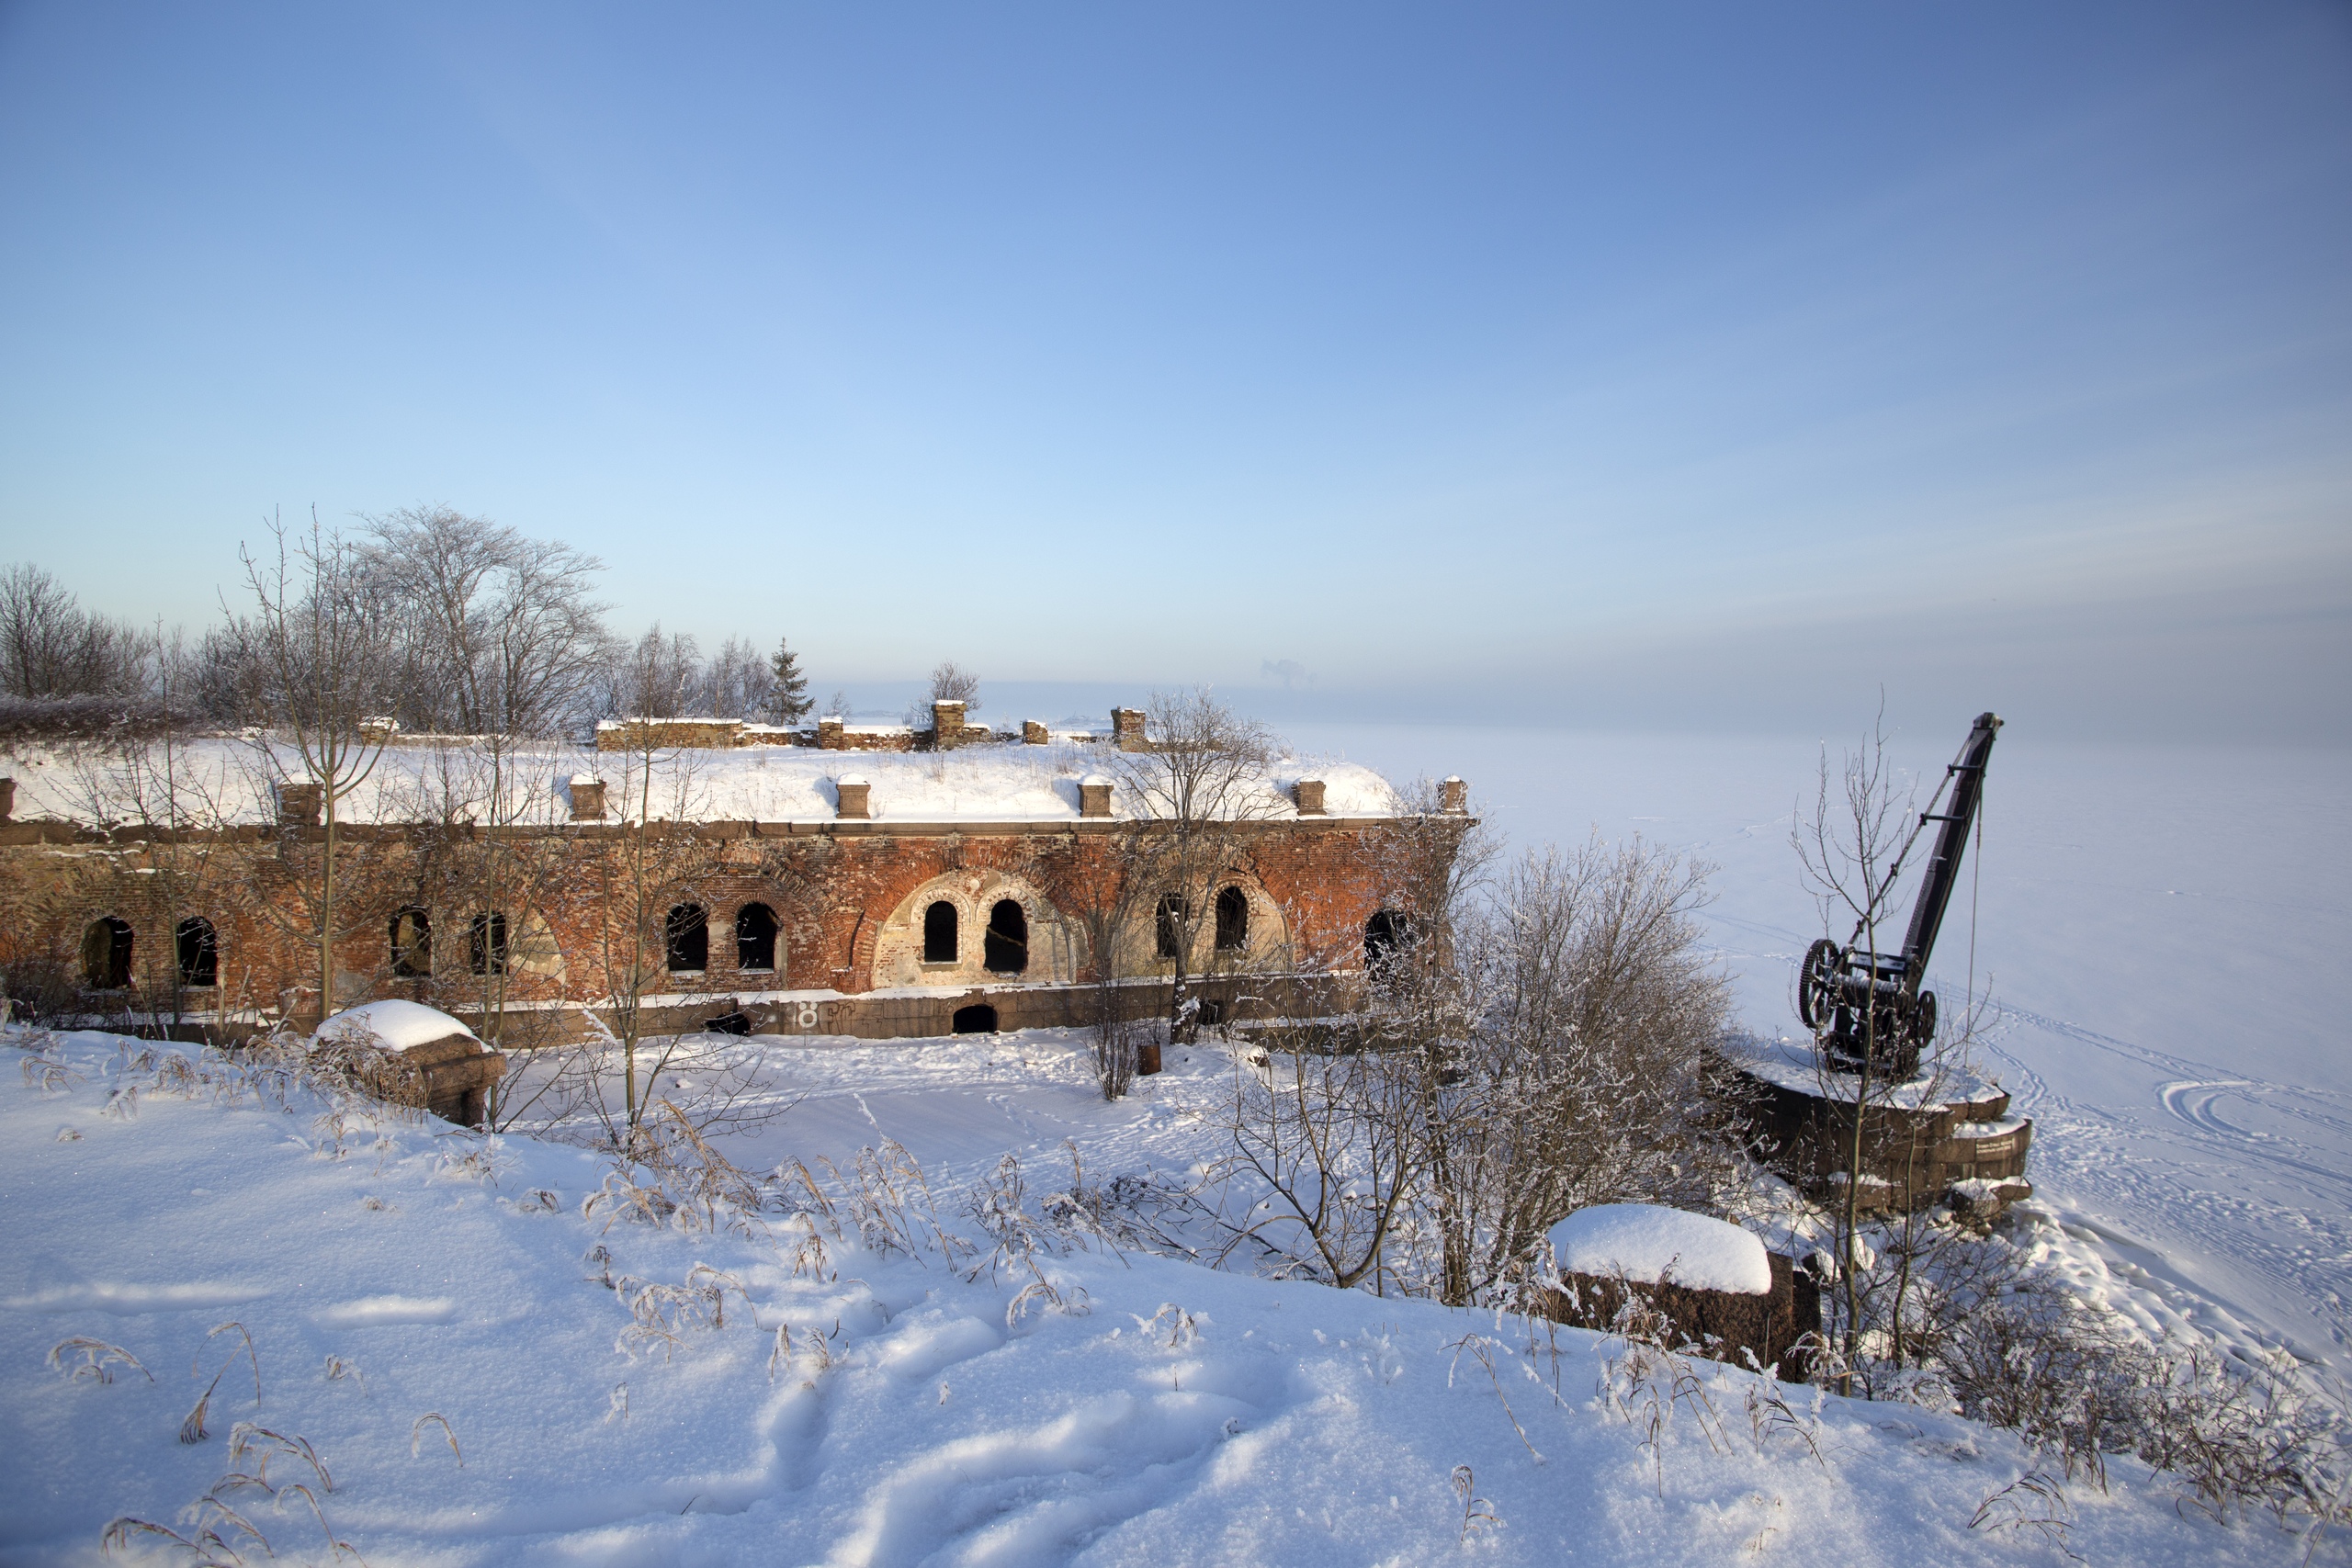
0,720 -> 1467,1042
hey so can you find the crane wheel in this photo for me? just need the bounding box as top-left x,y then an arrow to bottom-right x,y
1798,940 -> 1839,1031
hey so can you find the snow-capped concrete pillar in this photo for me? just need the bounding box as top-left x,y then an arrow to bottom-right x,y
1111,707 -> 1146,751
835,776 -> 871,819
570,777 -> 606,821
1441,776 -> 1468,813
1023,719 -> 1048,745
818,716 -> 845,750
933,700 -> 967,750
1080,776 -> 1113,818
1293,779 -> 1327,816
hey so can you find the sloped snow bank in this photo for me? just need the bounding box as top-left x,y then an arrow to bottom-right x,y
0,1026 -> 2313,1566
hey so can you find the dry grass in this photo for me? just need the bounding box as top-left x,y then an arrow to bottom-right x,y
180,1322 -> 262,1445
408,1412 -> 463,1468
47,1337 -> 153,1385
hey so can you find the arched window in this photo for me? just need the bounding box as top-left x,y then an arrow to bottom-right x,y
666,903 -> 708,973
81,916 -> 133,990
923,900 -> 957,964
1215,886 -> 1250,952
736,902 -> 778,973
175,917 -> 218,987
1156,894 -> 1187,960
1364,909 -> 1413,982
469,912 -> 509,976
390,906 -> 432,978
984,899 -> 1028,975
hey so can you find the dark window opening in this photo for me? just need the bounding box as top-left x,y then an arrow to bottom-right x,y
82,916 -> 133,990
736,902 -> 778,972
390,906 -> 432,977
1364,909 -> 1413,982
1215,886 -> 1249,952
983,899 -> 1028,975
469,912 -> 509,976
923,900 -> 957,964
1156,895 -> 1187,960
175,917 -> 218,987
666,903 -> 708,972
952,1003 -> 999,1034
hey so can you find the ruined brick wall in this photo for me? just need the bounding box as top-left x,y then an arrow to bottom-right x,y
0,815 -> 1426,1036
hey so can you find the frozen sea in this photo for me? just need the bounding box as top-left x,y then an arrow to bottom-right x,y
1285,719 -> 2352,1375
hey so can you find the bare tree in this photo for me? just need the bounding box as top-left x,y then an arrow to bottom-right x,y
605,626 -> 704,720
1032,819 -> 1159,1099
360,505 -> 611,737
702,635 -> 775,720
929,660 -> 980,711
1101,689 -> 1281,1045
232,513 -> 397,1026
1792,714 -> 1994,1391
0,563 -> 144,698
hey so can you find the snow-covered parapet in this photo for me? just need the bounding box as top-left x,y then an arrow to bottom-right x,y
311,1000 -> 503,1129
314,998 -> 476,1051
1547,1202 -> 1771,1295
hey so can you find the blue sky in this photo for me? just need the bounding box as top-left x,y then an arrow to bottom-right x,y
2,3 -> 2346,739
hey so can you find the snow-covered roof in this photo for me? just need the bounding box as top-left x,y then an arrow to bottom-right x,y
1548,1203 -> 1771,1295
0,738 -> 1410,828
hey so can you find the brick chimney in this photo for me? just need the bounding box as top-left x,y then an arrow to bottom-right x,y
1079,776 -> 1113,818
817,716 -> 845,750
277,781 -> 322,828
570,776 -> 607,821
933,700 -> 967,750
1111,707 -> 1146,752
835,776 -> 871,819
1023,719 -> 1048,745
1440,775 -> 1468,814
1293,778 -> 1327,816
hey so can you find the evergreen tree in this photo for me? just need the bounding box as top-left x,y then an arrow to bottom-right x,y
768,636 -> 813,723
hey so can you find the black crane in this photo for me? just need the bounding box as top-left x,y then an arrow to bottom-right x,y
1797,711 -> 2002,1078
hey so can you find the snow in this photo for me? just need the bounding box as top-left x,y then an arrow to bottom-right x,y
1548,1204 -> 1773,1295
0,1024 -> 2310,1566
0,738 -> 1403,826
313,998 -> 475,1051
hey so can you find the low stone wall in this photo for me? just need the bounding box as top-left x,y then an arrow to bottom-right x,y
1544,1254 -> 1816,1381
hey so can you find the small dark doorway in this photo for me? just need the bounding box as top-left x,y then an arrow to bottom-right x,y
1214,886 -> 1249,952
952,1003 -> 1000,1034
736,902 -> 778,972
666,903 -> 708,973
390,906 -> 432,977
1364,909 -> 1412,981
983,899 -> 1028,974
175,917 -> 218,987
82,916 -> 133,989
469,911 -> 509,976
1156,894 -> 1187,959
924,900 -> 958,963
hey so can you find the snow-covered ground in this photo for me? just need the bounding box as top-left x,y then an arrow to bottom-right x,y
5,719 -> 2344,1563
0,1027 -> 2313,1566
1287,722 -> 2352,1381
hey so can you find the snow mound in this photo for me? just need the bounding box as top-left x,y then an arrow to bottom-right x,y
1549,1203 -> 1771,1295
314,998 -> 475,1051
